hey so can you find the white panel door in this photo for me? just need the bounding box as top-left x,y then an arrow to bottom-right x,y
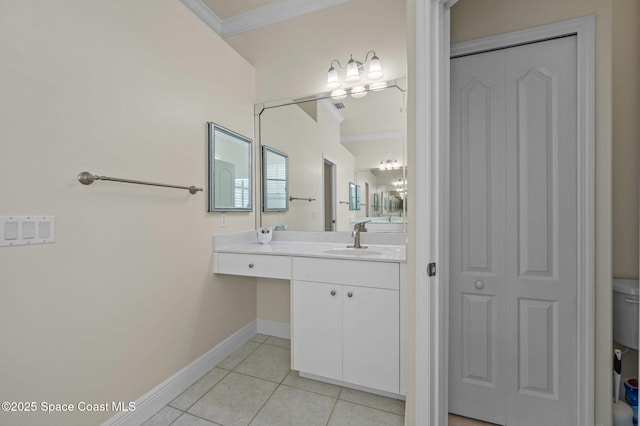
450,36 -> 577,425
504,36 -> 577,425
342,285 -> 400,394
292,281 -> 342,381
449,48 -> 507,426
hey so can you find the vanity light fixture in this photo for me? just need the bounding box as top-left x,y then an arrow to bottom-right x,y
326,51 -> 384,97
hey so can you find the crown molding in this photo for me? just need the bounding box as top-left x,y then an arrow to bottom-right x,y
183,0 -> 351,38
180,0 -> 223,35
222,0 -> 350,38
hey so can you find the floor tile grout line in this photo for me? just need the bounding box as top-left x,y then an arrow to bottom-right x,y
245,375 -> 282,425
337,389 -> 406,416
169,367 -> 233,414
325,387 -> 344,425
277,381 -> 342,400
338,399 -> 406,417
171,334 -> 267,414
168,409 -> 224,426
245,343 -> 298,425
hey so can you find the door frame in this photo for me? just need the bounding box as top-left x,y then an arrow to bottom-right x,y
323,155 -> 337,231
413,4 -> 595,425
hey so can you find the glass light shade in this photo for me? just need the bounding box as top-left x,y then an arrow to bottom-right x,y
350,85 -> 367,98
331,89 -> 347,100
367,56 -> 384,80
393,159 -> 400,169
379,161 -> 385,170
345,59 -> 361,83
326,67 -> 341,90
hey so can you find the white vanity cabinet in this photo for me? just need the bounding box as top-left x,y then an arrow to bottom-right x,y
214,253 -> 291,279
292,257 -> 400,395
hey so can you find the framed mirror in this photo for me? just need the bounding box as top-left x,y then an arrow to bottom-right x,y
262,145 -> 289,212
208,122 -> 253,212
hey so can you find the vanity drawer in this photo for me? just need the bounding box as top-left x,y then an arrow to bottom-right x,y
215,253 -> 291,279
292,257 -> 399,290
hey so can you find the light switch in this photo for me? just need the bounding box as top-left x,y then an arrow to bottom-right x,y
39,222 -> 50,238
5,222 -> 18,240
23,222 -> 35,239
1,216 -> 55,246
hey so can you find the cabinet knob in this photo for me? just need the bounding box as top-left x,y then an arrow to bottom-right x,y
474,280 -> 485,290
248,263 -> 254,269
347,292 -> 353,298
331,290 -> 336,296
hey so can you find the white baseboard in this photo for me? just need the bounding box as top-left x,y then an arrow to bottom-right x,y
257,319 -> 290,339
102,320 -> 257,426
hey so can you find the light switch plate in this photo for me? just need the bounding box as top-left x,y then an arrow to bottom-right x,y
0,216 -> 56,246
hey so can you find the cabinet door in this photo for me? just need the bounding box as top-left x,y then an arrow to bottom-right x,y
292,280 -> 342,381
343,286 -> 399,394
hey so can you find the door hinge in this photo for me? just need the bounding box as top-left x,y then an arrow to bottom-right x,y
427,262 -> 437,277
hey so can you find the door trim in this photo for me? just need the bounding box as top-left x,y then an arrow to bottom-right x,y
412,1 -> 452,425
323,154 -> 337,231
413,8 -> 595,425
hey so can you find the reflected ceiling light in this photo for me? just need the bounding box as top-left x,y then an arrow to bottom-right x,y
379,159 -> 401,170
326,51 -> 384,90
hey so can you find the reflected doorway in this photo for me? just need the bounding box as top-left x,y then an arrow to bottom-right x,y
365,182 -> 370,217
323,158 -> 336,231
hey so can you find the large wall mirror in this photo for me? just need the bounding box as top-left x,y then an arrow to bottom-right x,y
256,79 -> 406,232
208,122 -> 253,212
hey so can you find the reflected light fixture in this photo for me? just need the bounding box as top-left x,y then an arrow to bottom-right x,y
326,51 -> 384,98
378,159 -> 401,170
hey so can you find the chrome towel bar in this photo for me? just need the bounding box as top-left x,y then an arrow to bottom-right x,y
77,171 -> 202,194
289,196 -> 316,202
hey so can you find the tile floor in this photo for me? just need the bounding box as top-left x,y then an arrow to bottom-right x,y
448,414 -> 497,426
142,334 -> 405,426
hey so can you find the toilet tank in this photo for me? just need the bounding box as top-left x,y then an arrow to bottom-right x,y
613,279 -> 639,350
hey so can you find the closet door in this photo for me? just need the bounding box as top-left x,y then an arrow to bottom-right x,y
449,49 -> 507,426
504,35 -> 577,426
450,35 -> 578,426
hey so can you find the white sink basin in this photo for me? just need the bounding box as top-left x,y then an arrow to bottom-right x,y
322,248 -> 384,257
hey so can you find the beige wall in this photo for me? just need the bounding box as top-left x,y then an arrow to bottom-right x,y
450,0 -> 613,424
612,0 -> 640,279
0,1 -> 256,425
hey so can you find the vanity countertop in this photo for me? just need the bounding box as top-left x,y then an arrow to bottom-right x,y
215,241 -> 406,262
213,231 -> 406,263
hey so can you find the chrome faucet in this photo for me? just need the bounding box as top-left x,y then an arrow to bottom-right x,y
348,220 -> 370,249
